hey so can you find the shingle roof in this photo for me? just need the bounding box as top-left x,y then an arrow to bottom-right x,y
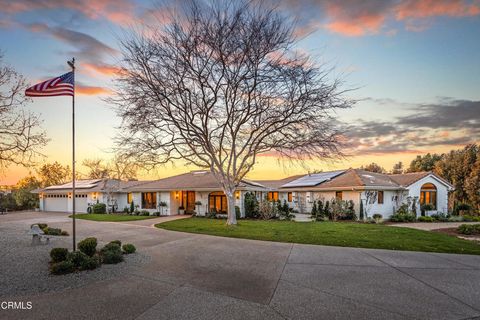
388,172 -> 430,187
33,179 -> 148,193
125,171 -> 264,191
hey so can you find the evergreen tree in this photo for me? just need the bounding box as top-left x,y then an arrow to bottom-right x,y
311,201 -> 318,217
324,201 -> 330,220
318,200 -> 324,218
359,200 -> 364,221
282,200 -> 289,214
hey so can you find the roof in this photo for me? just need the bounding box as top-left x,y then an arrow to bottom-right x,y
388,171 -> 454,189
33,179 -> 148,193
125,171 -> 265,192
254,175 -> 304,189
281,170 -> 346,188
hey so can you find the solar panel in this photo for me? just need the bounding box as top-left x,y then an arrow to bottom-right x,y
281,170 -> 346,188
45,179 -> 102,190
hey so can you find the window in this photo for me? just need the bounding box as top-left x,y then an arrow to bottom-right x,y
267,192 -> 279,201
208,192 -> 227,213
335,191 -> 343,200
378,191 -> 384,204
127,193 -> 133,204
420,183 -> 437,210
141,192 -> 156,209
287,192 -> 293,202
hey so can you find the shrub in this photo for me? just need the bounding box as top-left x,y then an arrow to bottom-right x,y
79,255 -> 101,271
50,248 -> 69,263
102,250 -> 124,264
448,215 -> 464,222
32,223 -> 48,230
130,201 -> 135,214
122,243 -> 136,254
110,240 -> 122,247
44,227 -> 62,235
390,213 -> 416,222
123,206 -> 129,213
244,192 -> 259,218
430,213 -> 449,222
61,230 -> 69,236
67,251 -> 90,268
372,214 -> 383,223
462,215 -> 480,222
92,203 -> 107,214
140,210 -> 150,216
235,206 -> 241,219
457,224 -> 480,235
417,216 -> 435,222
50,260 -> 75,275
78,237 -> 97,257
101,242 -> 122,254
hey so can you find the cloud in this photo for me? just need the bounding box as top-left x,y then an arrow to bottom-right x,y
344,98 -> 480,155
0,0 -> 137,26
28,23 -> 117,61
280,0 -> 480,37
76,84 -> 112,95
81,62 -> 121,77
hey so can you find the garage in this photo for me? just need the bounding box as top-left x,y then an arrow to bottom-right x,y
74,194 -> 88,213
44,194 -> 68,212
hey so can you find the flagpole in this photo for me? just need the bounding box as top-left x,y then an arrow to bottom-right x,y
69,58 -> 76,251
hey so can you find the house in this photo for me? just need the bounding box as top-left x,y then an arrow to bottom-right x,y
34,169 -> 453,219
258,169 -> 454,218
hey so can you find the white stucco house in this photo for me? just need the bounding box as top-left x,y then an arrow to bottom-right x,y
34,169 -> 453,219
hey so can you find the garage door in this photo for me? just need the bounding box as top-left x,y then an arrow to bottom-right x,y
44,194 -> 68,212
75,194 -> 88,213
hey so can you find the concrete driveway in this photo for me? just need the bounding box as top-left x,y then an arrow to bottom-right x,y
1,211 -> 479,320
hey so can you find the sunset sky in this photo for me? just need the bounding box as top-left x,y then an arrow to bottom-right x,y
0,0 -> 479,185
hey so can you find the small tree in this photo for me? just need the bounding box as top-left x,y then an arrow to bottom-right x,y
324,200 -> 330,220
244,192 -> 259,218
318,200 -> 324,218
359,200 -> 364,221
311,201 -> 318,218
129,200 -> 135,214
112,1 -> 353,225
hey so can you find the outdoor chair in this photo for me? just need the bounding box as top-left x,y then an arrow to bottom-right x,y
29,224 -> 50,245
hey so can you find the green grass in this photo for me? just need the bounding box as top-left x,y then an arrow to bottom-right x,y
156,217 -> 480,255
70,214 -> 158,222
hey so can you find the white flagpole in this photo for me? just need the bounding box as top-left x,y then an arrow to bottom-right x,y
68,58 -> 76,251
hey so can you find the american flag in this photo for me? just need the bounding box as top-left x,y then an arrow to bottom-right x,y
25,72 -> 74,97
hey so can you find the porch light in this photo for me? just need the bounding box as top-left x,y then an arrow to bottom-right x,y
175,191 -> 179,200
235,191 -> 240,200
68,193 -> 72,199
92,193 -> 97,200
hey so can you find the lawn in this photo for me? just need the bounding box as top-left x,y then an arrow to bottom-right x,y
156,217 -> 480,255
71,214 -> 159,222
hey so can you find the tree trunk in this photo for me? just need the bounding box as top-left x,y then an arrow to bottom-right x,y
225,190 -> 237,225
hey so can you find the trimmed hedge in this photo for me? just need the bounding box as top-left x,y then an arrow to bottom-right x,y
50,248 -> 69,263
50,260 -> 75,275
78,237 -> 97,257
122,244 -> 136,254
92,203 -> 107,214
67,251 -> 90,268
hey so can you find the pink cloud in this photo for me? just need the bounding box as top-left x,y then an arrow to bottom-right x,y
395,0 -> 480,20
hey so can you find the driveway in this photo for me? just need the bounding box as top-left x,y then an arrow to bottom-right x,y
1,211 -> 479,320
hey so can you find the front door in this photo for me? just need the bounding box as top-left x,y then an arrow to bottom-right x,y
182,191 -> 196,213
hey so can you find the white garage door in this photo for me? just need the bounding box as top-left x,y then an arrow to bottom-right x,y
44,194 -> 68,212
75,195 -> 88,213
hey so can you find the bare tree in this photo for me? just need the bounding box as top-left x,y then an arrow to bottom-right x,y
112,1 -> 353,224
82,156 -> 138,180
0,53 -> 47,169
82,158 -> 110,179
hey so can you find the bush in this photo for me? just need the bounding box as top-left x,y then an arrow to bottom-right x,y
448,215 -> 464,222
244,192 -> 259,218
79,255 -> 101,271
140,210 -> 150,216
417,216 -> 435,222
462,215 -> 480,222
61,230 -> 69,236
430,213 -> 449,222
50,260 -> 75,275
50,248 -> 69,263
110,240 -> 122,247
457,224 -> 480,235
372,214 -> 383,223
122,243 -> 136,254
32,223 -> 48,230
102,250 -> 124,264
67,251 -> 90,268
44,227 -> 62,235
101,242 -> 122,254
78,237 -> 97,257
235,206 -> 241,219
92,203 -> 107,214
390,213 -> 416,222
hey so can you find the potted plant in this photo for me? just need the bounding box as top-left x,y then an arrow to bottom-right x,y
421,204 -> 435,216
194,201 -> 202,215
178,205 -> 185,215
158,201 -> 168,215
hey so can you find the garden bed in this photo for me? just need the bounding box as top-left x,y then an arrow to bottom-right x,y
70,214 -> 160,222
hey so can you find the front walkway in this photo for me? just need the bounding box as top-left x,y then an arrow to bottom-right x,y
1,211 -> 479,320
393,221 -> 480,231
